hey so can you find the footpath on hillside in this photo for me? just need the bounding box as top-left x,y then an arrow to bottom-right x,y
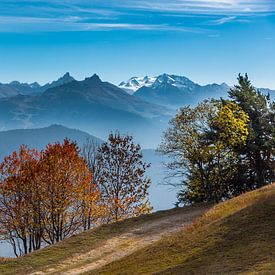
32,207 -> 207,275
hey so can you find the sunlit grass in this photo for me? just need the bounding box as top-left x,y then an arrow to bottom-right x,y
0,205 -> 201,275
94,184 -> 275,274
1,184 -> 274,275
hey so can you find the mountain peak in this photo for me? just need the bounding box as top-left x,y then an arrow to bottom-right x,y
44,73 -> 75,90
155,73 -> 173,83
62,72 -> 73,80
57,72 -> 74,83
30,82 -> 41,88
119,76 -> 157,94
9,81 -> 21,85
85,74 -> 102,84
119,74 -> 196,94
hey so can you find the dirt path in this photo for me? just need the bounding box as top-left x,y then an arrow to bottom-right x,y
32,208 -> 206,275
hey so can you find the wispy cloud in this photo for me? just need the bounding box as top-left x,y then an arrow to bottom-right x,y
208,15 -> 251,25
111,0 -> 275,14
0,0 -> 274,32
83,23 -> 205,33
0,16 -> 80,24
211,16 -> 237,24
1,0 -> 275,14
0,15 -> 207,33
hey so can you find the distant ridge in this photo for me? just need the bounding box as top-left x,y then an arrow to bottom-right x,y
0,73 -> 273,147
0,125 -> 102,160
0,72 -> 75,98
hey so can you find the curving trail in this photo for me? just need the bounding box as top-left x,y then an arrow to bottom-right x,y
32,207 -> 207,275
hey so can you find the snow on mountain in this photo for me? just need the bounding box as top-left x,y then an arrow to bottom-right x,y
131,73 -> 230,108
151,74 -> 197,90
119,74 -> 198,94
119,76 -> 157,94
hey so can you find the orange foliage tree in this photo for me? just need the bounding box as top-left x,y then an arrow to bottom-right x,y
0,136 -> 152,256
37,139 -> 100,244
0,139 -> 102,255
0,146 -> 41,256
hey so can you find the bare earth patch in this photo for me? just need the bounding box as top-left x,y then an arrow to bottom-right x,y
31,207 -> 206,275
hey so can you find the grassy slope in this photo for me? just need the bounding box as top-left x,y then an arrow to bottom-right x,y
0,206 -> 202,275
93,184 -> 275,275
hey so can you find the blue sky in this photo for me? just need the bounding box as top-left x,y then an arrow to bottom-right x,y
0,0 -> 274,88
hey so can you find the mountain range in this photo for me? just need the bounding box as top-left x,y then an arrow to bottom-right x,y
0,73 -> 274,148
0,74 -> 171,148
120,74 -> 275,107
134,74 -> 230,107
0,72 -> 75,98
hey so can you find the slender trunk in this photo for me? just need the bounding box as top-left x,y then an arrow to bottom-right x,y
23,237 -> 28,255
255,151 -> 265,187
29,235 -> 32,253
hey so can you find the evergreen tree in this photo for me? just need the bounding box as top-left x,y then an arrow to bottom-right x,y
228,74 -> 275,188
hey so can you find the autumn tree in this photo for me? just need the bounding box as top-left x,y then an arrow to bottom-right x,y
97,133 -> 151,222
38,139 -> 97,244
0,139 -> 103,256
213,102 -> 250,148
0,146 -> 42,256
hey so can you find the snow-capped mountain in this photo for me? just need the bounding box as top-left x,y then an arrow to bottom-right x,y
151,74 -> 197,91
119,76 -> 157,94
130,73 -> 230,108
119,74 -> 198,94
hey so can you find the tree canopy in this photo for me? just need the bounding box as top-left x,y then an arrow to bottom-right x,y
159,74 -> 274,205
97,133 -> 151,221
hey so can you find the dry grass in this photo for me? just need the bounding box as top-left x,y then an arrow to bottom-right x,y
191,184 -> 274,230
92,184 -> 275,275
1,185 -> 274,275
0,205 -> 202,275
